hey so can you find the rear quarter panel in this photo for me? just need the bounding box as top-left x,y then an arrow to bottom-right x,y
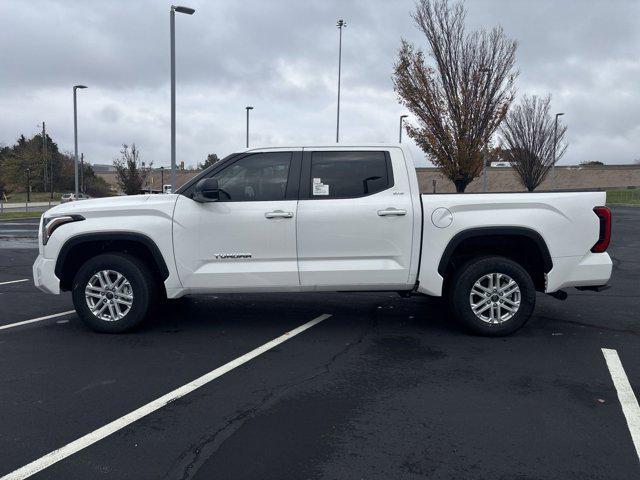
417,191 -> 607,296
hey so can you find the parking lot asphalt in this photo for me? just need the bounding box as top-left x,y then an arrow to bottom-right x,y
0,217 -> 39,250
0,206 -> 638,479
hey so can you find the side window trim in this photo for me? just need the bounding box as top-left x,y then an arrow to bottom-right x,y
300,150 -> 394,200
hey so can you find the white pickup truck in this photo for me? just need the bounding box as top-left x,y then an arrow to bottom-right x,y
33,145 -> 612,335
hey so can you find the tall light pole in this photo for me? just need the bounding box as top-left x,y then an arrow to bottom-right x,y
42,122 -> 47,190
80,153 -> 84,194
552,112 -> 565,190
160,166 -> 165,192
336,19 -> 346,143
399,115 -> 408,143
170,5 -> 195,193
245,106 -> 254,148
73,85 -> 87,198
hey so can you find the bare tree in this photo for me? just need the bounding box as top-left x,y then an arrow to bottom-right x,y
500,95 -> 567,191
113,144 -> 152,195
393,0 -> 518,192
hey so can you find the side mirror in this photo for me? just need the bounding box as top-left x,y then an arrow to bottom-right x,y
193,178 -> 220,202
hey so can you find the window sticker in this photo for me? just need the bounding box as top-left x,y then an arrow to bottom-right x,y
313,182 -> 330,196
313,177 -> 322,184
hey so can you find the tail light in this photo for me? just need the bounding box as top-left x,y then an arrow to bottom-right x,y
591,206 -> 611,253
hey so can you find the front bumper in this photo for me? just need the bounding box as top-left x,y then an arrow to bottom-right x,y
32,254 -> 60,294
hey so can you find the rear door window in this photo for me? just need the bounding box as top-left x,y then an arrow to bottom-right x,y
308,151 -> 392,199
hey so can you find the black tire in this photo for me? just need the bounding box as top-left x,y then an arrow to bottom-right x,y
448,256 -> 535,336
72,253 -> 156,333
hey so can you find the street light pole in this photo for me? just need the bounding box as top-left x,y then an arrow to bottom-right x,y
73,85 -> 87,198
170,5 -> 195,193
399,115 -> 408,143
336,19 -> 346,143
50,127 -> 54,199
160,166 -> 165,192
42,122 -> 47,190
80,153 -> 84,194
552,112 -> 565,190
246,106 -> 254,148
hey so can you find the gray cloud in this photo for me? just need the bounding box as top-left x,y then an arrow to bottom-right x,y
1,0 -> 638,168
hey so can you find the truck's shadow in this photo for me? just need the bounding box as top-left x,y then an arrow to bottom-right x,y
140,291 -> 465,336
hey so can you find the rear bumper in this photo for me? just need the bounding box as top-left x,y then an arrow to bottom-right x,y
546,252 -> 612,293
32,254 -> 60,294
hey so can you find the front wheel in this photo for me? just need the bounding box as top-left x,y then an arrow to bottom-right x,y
449,256 -> 536,336
72,253 -> 156,333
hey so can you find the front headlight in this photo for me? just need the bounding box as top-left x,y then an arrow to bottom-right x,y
42,215 -> 85,245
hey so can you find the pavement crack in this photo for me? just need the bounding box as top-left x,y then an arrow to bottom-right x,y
172,316 -> 378,480
550,317 -> 640,336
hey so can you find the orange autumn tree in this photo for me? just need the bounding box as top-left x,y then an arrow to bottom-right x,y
393,0 -> 518,191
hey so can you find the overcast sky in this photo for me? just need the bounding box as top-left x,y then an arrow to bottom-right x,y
1,0 -> 638,168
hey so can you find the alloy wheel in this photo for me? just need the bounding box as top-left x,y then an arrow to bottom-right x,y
469,272 -> 521,324
85,270 -> 134,322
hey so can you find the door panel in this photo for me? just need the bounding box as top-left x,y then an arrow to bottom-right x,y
296,149 -> 414,288
172,151 -> 300,291
173,197 -> 299,290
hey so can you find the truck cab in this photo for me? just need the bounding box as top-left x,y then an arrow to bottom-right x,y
173,146 -> 421,293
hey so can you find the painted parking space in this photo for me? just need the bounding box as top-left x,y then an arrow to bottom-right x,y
0,293 -> 342,477
2,298 -> 637,480
602,348 -> 640,463
0,279 -> 29,286
2,314 -> 332,479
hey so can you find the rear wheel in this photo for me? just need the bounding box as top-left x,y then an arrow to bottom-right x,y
72,253 -> 156,333
449,256 -> 536,336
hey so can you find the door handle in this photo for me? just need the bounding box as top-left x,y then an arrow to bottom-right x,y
265,210 -> 294,219
377,208 -> 407,216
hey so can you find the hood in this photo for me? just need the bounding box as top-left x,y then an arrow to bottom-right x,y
45,194 -> 178,217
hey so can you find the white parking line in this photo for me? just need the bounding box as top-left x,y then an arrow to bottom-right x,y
602,348 -> 640,462
0,311 -> 75,331
0,313 -> 332,479
0,279 -> 29,286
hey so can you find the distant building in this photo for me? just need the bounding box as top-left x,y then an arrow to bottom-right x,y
417,164 -> 640,193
